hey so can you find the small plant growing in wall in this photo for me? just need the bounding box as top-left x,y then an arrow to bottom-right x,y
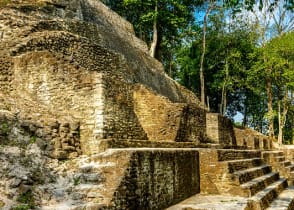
73,176 -> 80,186
0,122 -> 9,136
13,189 -> 35,210
11,204 -> 31,210
29,136 -> 37,144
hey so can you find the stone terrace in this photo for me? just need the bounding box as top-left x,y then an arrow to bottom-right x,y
1,1 -> 294,210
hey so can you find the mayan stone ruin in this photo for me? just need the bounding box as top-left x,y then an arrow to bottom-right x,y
1,0 -> 294,209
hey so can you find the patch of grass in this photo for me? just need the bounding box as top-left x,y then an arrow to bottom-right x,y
29,136 -> 37,144
16,189 -> 35,209
11,204 -> 31,210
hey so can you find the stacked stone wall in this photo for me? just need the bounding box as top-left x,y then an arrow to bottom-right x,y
0,110 -> 81,159
206,113 -> 236,145
0,1 -> 232,156
133,85 -> 208,143
9,50 -> 102,154
176,105 -> 207,143
283,146 -> 294,162
199,149 -> 230,194
133,85 -> 184,141
234,127 -> 272,150
0,57 -> 13,94
102,77 -> 148,141
111,149 -> 200,209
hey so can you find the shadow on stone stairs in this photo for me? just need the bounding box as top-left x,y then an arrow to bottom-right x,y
167,149 -> 294,210
262,150 -> 294,186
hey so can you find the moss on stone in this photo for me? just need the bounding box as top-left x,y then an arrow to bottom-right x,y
11,204 -> 31,210
0,122 -> 9,135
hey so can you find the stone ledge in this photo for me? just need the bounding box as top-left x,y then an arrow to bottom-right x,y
97,139 -> 248,152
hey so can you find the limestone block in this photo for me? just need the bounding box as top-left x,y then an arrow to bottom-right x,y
53,138 -> 62,149
206,113 -> 236,146
53,150 -> 68,159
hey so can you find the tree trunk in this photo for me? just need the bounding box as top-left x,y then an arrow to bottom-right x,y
266,77 -> 274,138
199,5 -> 213,108
207,96 -> 210,112
264,50 -> 274,138
278,101 -> 283,145
149,1 -> 158,58
220,58 -> 229,116
220,83 -> 226,115
278,89 -> 291,145
242,95 -> 248,127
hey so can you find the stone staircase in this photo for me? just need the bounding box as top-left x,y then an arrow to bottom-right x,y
169,149 -> 294,210
223,150 -> 294,209
262,151 -> 294,185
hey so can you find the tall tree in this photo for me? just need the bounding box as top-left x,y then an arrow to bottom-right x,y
243,0 -> 294,138
265,32 -> 294,145
199,2 -> 215,107
111,0 -> 198,60
175,8 -> 258,116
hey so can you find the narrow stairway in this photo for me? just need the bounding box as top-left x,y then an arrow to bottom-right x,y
167,149 -> 294,210
262,151 -> 294,185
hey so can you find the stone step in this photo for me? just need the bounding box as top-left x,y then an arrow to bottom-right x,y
247,178 -> 288,209
232,165 -> 272,184
263,151 -> 284,157
79,162 -> 115,173
218,150 -> 261,161
275,156 -> 286,162
262,151 -> 285,163
266,186 -> 294,210
227,158 -> 263,173
285,164 -> 294,172
165,194 -> 249,210
73,203 -> 107,210
90,149 -> 132,164
241,172 -> 280,197
72,183 -> 108,202
73,172 -> 105,184
283,161 -> 291,167
74,183 -> 103,192
288,172 -> 294,186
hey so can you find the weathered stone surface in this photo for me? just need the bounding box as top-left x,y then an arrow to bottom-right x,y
0,0 -> 216,156
166,194 -> 249,210
2,1 -> 291,210
101,149 -> 200,210
234,127 -> 272,150
206,113 -> 236,145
